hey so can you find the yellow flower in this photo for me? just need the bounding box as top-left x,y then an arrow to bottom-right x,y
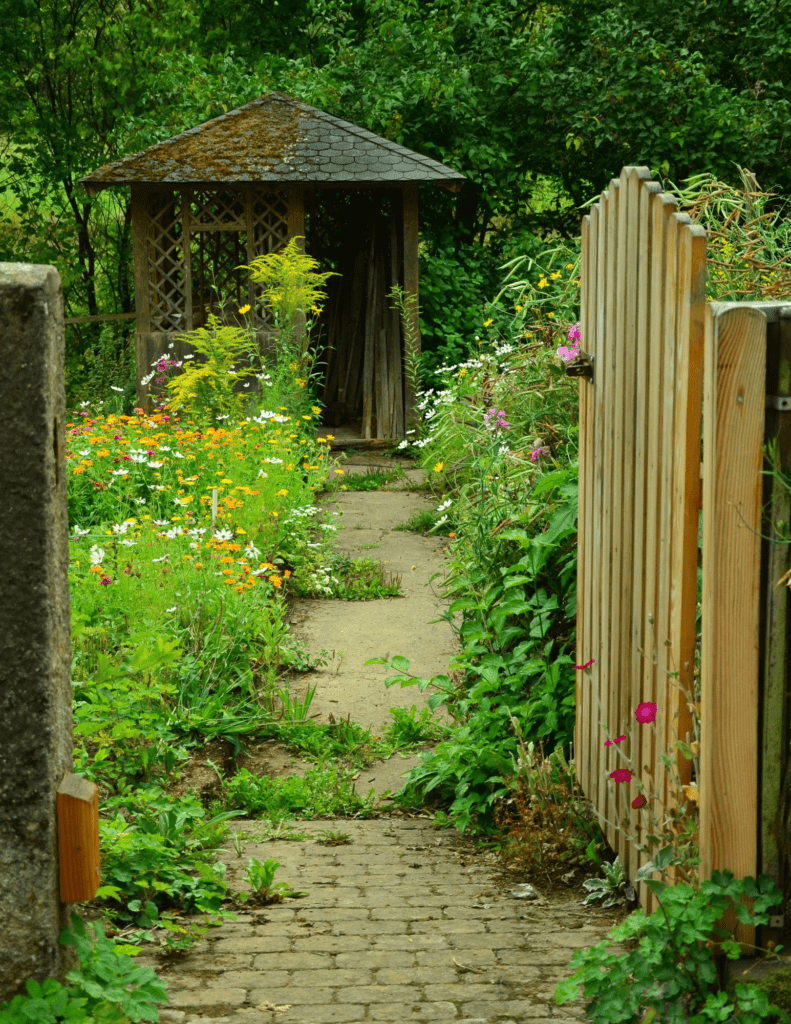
311,406 -> 321,414
238,304 -> 251,314
221,478 -> 233,484
277,489 -> 288,497
270,575 -> 283,587
566,263 -> 574,269
434,461 -> 444,473
538,278 -> 549,289
302,415 -> 312,421
334,469 -> 345,475
458,368 -> 467,377
547,312 -> 555,318
551,271 -> 562,280
483,318 -> 493,327
515,305 -> 523,312
73,466 -> 86,475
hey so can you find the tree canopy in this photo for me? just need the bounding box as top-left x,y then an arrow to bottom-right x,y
1,0 -> 788,390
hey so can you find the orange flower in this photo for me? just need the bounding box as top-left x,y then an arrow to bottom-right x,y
89,565 -> 103,573
270,575 -> 283,587
283,570 -> 292,578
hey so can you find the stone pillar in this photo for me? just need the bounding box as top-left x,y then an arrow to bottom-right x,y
0,263 -> 76,1001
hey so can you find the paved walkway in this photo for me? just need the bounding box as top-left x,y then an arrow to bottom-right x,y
134,459 -> 638,1023
141,816 -> 634,1024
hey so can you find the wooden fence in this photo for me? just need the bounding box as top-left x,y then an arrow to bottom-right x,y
573,165 -> 787,951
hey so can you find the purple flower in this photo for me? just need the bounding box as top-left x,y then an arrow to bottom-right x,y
531,447 -> 548,462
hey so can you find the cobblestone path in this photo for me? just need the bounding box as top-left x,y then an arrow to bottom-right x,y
141,817 -> 634,1024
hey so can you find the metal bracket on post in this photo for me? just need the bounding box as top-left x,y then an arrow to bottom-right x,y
565,348 -> 594,383
766,395 -> 791,412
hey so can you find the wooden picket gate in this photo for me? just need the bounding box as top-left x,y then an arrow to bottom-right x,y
573,165 -> 772,950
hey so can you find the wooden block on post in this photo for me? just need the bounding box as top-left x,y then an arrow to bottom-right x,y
57,773 -> 100,904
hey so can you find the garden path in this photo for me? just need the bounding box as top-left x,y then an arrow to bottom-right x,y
135,456 -> 641,1024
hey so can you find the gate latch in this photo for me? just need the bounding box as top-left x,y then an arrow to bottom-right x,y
565,349 -> 594,382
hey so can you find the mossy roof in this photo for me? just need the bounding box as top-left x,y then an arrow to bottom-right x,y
80,92 -> 465,196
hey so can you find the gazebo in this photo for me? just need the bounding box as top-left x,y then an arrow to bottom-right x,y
79,92 -> 465,440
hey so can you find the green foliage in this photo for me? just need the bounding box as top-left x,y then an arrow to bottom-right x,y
234,858 -> 308,904
160,314 -> 262,425
333,468 -> 405,491
554,863 -> 791,1024
97,790 -> 238,937
382,705 -> 453,746
0,913 -> 169,1024
223,764 -> 377,819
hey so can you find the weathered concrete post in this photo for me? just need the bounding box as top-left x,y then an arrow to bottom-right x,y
0,264 -> 76,1000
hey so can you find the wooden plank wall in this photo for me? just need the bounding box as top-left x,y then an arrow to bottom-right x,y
319,189 -> 405,439
575,166 -> 706,922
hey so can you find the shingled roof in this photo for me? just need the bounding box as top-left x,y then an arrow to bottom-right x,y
79,92 -> 466,196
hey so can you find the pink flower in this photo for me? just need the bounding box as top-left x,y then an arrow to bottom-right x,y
99,575 -> 112,586
568,323 -> 581,343
610,768 -> 632,784
604,735 -> 628,747
575,658 -> 595,670
122,455 -> 131,461
632,794 -> 647,809
134,408 -> 144,414
556,342 -> 580,362
530,447 -> 548,462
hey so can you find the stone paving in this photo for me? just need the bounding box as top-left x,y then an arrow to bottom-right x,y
137,817 -> 638,1024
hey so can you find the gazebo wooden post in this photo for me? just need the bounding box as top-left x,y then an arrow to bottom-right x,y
402,183 -> 420,430
130,184 -> 152,408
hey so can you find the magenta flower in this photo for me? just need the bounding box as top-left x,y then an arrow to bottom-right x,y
122,455 -> 131,461
575,658 -> 595,670
635,702 -> 657,724
605,735 -> 628,747
568,323 -> 581,343
530,447 -> 548,462
610,768 -> 632,784
99,575 -> 112,586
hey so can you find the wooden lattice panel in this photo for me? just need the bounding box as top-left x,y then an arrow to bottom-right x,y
142,186 -> 289,334
147,191 -> 187,333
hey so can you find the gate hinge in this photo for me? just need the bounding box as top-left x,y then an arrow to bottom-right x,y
565,349 -> 594,382
767,395 -> 791,412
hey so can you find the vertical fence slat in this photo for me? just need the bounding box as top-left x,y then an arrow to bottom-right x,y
576,214 -> 591,785
601,180 -> 619,852
701,304 -> 766,951
590,191 -> 608,824
615,167 -> 644,885
666,215 -> 706,894
631,179 -> 662,901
